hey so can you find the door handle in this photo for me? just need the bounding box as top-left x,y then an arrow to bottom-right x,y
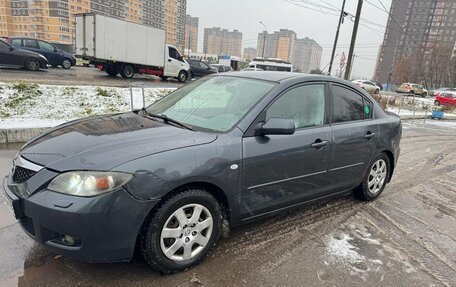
364,132 -> 376,140
311,139 -> 329,149
168,59 -> 172,62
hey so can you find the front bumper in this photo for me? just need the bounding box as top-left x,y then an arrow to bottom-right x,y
3,175 -> 159,262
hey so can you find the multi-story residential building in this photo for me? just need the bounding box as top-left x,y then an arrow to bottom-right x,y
256,29 -> 297,63
243,47 -> 256,61
184,14 -> 198,53
294,37 -> 322,73
0,0 -> 187,51
203,27 -> 242,57
375,0 -> 456,83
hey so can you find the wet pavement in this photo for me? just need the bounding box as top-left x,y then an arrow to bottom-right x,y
0,120 -> 455,287
0,66 -> 184,88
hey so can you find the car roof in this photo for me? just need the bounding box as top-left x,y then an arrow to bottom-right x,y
214,71 -> 336,83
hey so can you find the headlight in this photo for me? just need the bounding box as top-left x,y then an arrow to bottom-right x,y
48,171 -> 133,197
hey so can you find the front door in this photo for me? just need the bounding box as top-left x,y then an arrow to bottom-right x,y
164,47 -> 182,77
329,84 -> 378,190
241,83 -> 332,219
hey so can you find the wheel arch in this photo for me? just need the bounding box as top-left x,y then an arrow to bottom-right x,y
380,149 -> 395,183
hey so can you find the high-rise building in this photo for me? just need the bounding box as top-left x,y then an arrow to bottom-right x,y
294,37 -> 322,73
203,27 -> 242,57
0,0 -> 187,51
375,0 -> 456,83
243,47 -> 257,61
256,29 -> 297,63
185,14 -> 198,53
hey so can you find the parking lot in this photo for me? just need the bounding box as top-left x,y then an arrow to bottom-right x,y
0,120 -> 455,287
0,66 -> 184,88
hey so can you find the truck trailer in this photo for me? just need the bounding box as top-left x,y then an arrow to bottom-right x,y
75,13 -> 190,82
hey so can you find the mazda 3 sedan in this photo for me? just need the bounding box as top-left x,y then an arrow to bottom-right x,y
3,72 -> 401,273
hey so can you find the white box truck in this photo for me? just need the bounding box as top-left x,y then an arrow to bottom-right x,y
75,13 -> 190,82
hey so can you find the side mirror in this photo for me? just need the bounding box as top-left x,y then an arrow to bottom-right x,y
256,118 -> 295,135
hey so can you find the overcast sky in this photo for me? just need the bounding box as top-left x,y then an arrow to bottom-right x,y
187,0 -> 392,79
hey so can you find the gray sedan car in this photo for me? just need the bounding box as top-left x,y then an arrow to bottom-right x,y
3,72 -> 401,273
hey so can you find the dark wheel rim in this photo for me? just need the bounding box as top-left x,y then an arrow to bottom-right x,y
368,159 -> 387,195
27,59 -> 39,71
124,66 -> 134,77
160,203 -> 213,261
62,59 -> 71,69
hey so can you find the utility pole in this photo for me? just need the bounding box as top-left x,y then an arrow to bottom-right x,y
344,0 -> 363,80
260,21 -> 267,58
328,0 -> 346,76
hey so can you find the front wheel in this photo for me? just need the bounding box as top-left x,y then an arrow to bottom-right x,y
177,71 -> 188,82
25,58 -> 40,71
422,92 -> 427,98
62,58 -> 72,69
355,153 -> 390,201
434,100 -> 440,106
120,64 -> 135,79
140,189 -> 221,273
374,89 -> 380,95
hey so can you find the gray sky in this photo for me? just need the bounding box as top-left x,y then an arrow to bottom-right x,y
187,0 -> 392,79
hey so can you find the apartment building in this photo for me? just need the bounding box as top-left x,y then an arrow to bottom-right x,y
294,37 -> 322,73
256,29 -> 297,63
0,0 -> 187,51
203,27 -> 242,57
375,0 -> 456,83
243,47 -> 256,61
184,14 -> 198,53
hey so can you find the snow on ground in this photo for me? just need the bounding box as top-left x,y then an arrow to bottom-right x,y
0,82 -> 175,129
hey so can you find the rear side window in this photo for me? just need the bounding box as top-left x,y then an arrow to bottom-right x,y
11,39 -> 22,46
332,85 -> 372,123
23,39 -> 38,48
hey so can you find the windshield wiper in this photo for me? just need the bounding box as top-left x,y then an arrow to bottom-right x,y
141,109 -> 194,131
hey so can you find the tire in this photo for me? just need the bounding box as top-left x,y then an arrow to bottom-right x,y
105,67 -> 119,77
160,76 -> 168,81
355,153 -> 390,201
140,189 -> 221,274
25,58 -> 40,71
62,58 -> 72,69
374,89 -> 380,95
422,92 -> 427,98
434,100 -> 440,106
177,70 -> 188,83
120,64 -> 135,79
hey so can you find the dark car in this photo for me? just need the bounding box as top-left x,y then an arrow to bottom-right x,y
186,58 -> 217,78
0,39 -> 48,71
5,37 -> 76,69
3,72 -> 401,274
210,64 -> 232,72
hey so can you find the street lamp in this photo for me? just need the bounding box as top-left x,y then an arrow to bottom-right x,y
260,21 -> 267,58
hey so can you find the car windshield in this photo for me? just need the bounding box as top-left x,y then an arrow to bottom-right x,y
146,76 -> 276,132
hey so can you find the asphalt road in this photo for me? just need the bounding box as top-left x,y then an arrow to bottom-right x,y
1,120 -> 456,287
0,66 -> 184,88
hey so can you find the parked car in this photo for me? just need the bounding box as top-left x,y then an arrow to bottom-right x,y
186,59 -> 218,77
3,72 -> 401,273
352,80 -> 380,94
0,38 -> 48,71
4,37 -> 76,69
434,91 -> 456,106
430,87 -> 456,97
210,64 -> 232,72
372,80 -> 383,91
396,83 -> 428,97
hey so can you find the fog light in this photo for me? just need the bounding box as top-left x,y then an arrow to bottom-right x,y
63,234 -> 76,246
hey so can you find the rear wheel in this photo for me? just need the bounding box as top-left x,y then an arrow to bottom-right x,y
177,71 -> 188,83
62,58 -> 72,69
374,89 -> 380,94
140,189 -> 221,273
105,67 -> 119,77
422,92 -> 427,98
355,153 -> 390,201
160,76 -> 168,81
434,100 -> 440,106
120,64 -> 135,79
25,58 -> 40,71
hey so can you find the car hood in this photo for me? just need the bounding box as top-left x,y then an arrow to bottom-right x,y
20,112 -> 217,171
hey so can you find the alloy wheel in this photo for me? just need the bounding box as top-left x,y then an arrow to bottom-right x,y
160,203 -> 213,261
368,159 -> 387,195
62,59 -> 71,69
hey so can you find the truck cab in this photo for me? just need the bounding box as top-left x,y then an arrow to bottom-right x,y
164,44 -> 190,81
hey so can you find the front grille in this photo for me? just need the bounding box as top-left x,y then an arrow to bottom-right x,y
12,166 -> 36,183
19,217 -> 35,236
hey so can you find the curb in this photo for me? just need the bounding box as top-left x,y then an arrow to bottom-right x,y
0,128 -> 50,144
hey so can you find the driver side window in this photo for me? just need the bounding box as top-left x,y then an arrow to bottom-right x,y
266,84 -> 326,129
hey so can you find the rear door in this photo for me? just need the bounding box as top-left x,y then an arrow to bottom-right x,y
0,40 -> 15,66
241,83 -> 333,218
329,83 -> 378,190
22,39 -> 40,54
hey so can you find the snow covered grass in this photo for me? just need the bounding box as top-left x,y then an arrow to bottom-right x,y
0,82 -> 175,128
